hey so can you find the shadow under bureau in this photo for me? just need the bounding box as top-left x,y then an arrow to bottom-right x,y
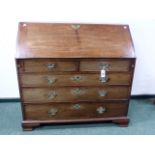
16,22 -> 136,130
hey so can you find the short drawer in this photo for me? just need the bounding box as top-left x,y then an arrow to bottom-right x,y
80,59 -> 130,72
23,59 -> 78,72
24,102 -> 128,120
22,87 -> 130,103
20,73 -> 131,87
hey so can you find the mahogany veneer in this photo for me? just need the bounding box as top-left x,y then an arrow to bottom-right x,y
16,22 -> 136,130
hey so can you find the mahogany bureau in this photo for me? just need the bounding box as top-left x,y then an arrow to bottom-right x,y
16,22 -> 136,130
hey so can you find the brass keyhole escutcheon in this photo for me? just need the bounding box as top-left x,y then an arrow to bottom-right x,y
47,63 -> 56,70
71,24 -> 80,30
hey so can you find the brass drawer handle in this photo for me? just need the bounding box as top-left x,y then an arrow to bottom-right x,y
47,63 -> 56,70
71,24 -> 80,30
71,75 -> 82,82
71,88 -> 85,96
46,76 -> 57,84
48,108 -> 58,116
99,90 -> 107,97
100,63 -> 110,70
96,106 -> 106,114
48,91 -> 57,100
100,76 -> 109,83
71,104 -> 82,110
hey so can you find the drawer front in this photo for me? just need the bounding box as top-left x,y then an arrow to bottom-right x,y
20,73 -> 131,87
24,102 -> 128,120
22,87 -> 130,103
80,59 -> 130,72
23,59 -> 78,72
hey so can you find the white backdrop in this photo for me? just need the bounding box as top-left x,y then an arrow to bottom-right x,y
0,0 -> 155,98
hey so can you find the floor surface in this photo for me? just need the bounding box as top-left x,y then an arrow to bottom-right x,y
0,98 -> 155,135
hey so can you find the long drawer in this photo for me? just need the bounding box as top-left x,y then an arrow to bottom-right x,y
24,102 -> 128,120
20,73 -> 131,87
22,87 -> 130,103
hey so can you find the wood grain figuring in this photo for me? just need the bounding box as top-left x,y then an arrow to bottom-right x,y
24,102 -> 128,120
20,73 -> 131,87
16,23 -> 135,59
22,87 -> 130,103
16,22 -> 136,130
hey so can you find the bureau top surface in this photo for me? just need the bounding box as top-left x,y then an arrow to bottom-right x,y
16,22 -> 135,59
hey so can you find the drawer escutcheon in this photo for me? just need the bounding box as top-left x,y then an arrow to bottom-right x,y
47,63 -> 56,70
71,24 -> 80,30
